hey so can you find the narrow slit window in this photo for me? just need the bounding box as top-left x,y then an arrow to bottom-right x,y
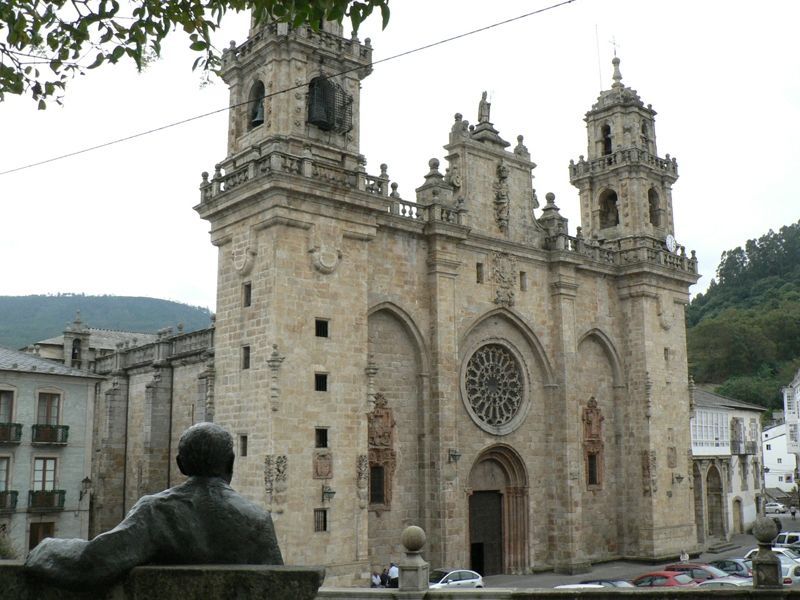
242,346 -> 251,370
315,428 -> 328,448
240,435 -> 248,457
369,465 -> 385,504
519,271 -> 528,291
587,453 -> 599,486
476,263 -> 484,284
243,282 -> 252,307
315,373 -> 328,392
315,319 -> 329,338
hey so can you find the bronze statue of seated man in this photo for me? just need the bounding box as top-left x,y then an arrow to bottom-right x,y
25,422 -> 283,589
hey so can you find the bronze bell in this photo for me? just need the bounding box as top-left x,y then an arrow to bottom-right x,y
251,100 -> 264,127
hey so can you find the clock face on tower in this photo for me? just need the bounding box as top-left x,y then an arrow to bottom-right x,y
665,234 -> 677,253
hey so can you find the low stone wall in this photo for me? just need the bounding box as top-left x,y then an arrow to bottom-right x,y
0,562 -> 324,600
318,588 -> 799,599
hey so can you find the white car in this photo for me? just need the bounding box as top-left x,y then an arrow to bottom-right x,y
428,569 -> 484,589
744,547 -> 800,564
766,502 -> 788,514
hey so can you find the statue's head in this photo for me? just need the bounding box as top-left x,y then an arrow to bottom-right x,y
176,422 -> 235,482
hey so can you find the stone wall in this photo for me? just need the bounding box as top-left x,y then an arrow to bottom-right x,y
0,562 -> 323,600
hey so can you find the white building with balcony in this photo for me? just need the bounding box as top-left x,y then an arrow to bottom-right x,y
763,424 -> 797,493
691,389 -> 765,544
0,347 -> 100,558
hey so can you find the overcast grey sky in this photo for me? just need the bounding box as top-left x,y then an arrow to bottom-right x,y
1,0 -> 797,311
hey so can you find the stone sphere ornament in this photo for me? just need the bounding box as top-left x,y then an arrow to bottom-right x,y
401,525 -> 426,552
753,516 -> 779,543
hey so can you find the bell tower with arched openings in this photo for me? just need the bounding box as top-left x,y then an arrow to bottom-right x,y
570,57 -> 678,245
217,17 -> 372,166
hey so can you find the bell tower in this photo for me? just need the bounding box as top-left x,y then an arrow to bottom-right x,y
570,57 -> 678,245
218,18 -> 372,166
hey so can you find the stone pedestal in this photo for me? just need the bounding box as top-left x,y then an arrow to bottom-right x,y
752,517 -> 782,589
398,525 -> 429,595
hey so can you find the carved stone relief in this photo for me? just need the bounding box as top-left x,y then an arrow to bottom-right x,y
308,224 -> 343,274
583,397 -> 605,489
492,251 -> 517,307
642,450 -> 657,495
265,454 -> 288,513
356,454 -> 369,509
368,393 -> 396,509
493,161 -> 510,231
667,446 -> 677,469
313,450 -> 333,479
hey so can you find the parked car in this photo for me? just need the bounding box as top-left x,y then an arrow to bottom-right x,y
663,562 -> 733,583
710,558 -> 752,578
428,569 -> 483,589
767,502 -> 788,514
632,571 -> 697,587
698,577 -> 753,588
775,531 -> 800,549
553,584 -> 604,589
744,547 -> 800,563
783,562 -> 800,586
578,579 -> 635,588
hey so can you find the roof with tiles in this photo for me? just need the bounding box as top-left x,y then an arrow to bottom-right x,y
35,328 -> 158,350
0,346 -> 102,379
694,388 -> 766,413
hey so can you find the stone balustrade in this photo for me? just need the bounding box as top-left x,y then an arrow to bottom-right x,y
94,328 -> 213,375
545,233 -> 698,275
569,148 -> 678,182
171,329 -> 214,357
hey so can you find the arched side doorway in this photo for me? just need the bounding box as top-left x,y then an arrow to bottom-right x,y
706,465 -> 725,538
732,498 -> 744,534
468,445 -> 528,575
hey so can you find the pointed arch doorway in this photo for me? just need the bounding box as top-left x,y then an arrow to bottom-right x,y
706,465 -> 725,537
467,445 -> 529,575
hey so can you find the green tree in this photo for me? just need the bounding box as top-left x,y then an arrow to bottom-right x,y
0,0 -> 389,107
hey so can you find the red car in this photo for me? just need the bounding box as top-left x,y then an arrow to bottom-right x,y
632,571 -> 697,587
663,562 -> 734,583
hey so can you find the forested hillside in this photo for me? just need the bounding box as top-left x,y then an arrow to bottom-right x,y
687,221 -> 800,409
0,294 -> 213,350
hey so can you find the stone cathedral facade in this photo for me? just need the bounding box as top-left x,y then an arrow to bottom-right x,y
100,21 -> 702,582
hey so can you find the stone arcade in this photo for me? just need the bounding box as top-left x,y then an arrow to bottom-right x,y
91,21 -> 700,584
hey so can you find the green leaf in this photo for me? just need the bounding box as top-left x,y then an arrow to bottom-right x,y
189,41 -> 207,51
86,52 -> 106,69
37,98 -> 46,110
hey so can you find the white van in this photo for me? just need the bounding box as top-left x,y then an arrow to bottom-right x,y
774,532 -> 800,549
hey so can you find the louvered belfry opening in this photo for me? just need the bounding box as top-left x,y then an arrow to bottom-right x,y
307,76 -> 353,134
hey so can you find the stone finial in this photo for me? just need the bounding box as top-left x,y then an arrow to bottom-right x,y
399,526 -> 428,591
545,192 -> 556,207
390,182 -> 400,199
426,158 -> 440,175
612,56 -> 622,89
514,135 -> 529,157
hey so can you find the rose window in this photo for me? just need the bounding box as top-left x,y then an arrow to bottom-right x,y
464,344 -> 523,427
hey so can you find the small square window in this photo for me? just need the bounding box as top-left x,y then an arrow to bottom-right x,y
767,444 -> 772,450
315,319 -> 329,338
242,346 -> 251,370
315,428 -> 328,448
240,435 -> 248,457
315,373 -> 328,392
243,282 -> 252,307
476,263 -> 484,284
519,271 -> 528,291
314,508 -> 328,532
778,457 -> 783,464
